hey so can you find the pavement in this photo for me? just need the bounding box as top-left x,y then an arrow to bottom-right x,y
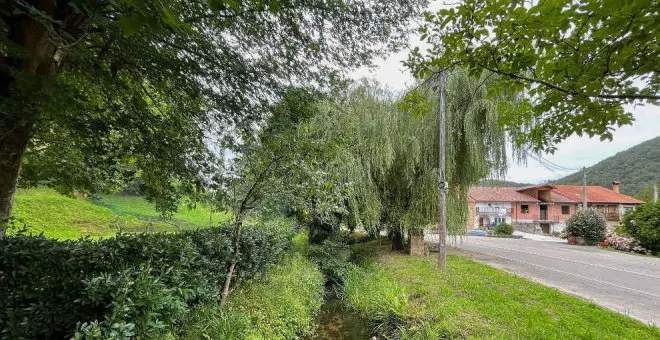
434,235 -> 660,325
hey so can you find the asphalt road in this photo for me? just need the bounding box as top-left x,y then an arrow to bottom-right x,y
449,236 -> 660,325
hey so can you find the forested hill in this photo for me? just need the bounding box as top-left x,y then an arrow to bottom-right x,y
554,136 -> 660,196
478,179 -> 531,187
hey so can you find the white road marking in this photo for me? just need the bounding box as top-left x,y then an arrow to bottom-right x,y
464,241 -> 660,279
462,246 -> 660,300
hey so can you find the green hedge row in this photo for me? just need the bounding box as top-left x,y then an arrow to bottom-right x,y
0,220 -> 295,339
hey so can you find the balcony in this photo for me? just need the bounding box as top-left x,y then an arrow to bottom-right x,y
476,207 -> 512,214
535,215 -> 561,222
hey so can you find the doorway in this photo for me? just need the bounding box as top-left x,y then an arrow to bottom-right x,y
541,223 -> 550,235
540,205 -> 548,220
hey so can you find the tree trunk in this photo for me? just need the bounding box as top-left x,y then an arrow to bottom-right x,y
220,218 -> 243,306
391,228 -> 405,251
0,0 -> 67,235
0,123 -> 33,236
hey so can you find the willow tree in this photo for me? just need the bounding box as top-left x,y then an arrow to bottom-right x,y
304,74 -> 512,251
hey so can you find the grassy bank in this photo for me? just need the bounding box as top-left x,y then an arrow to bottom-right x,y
346,242 -> 659,339
181,234 -> 325,339
11,188 -> 228,239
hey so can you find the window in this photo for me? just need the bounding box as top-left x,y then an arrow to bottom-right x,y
521,205 -> 529,214
561,205 -> 570,215
495,217 -> 506,224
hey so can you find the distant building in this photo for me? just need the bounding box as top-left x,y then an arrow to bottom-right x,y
467,181 -> 644,234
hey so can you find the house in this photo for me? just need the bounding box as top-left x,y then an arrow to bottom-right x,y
467,181 -> 644,235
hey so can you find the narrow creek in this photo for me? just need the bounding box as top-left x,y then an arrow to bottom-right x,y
310,297 -> 372,339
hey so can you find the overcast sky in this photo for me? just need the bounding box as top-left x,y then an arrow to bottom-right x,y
351,48 -> 660,184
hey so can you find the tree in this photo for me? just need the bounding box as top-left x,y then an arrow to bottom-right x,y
407,0 -> 659,152
0,0 -> 427,234
622,202 -> 660,254
302,74 -> 511,251
217,88 -> 344,304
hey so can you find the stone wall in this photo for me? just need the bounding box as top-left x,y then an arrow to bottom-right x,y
513,222 -> 538,234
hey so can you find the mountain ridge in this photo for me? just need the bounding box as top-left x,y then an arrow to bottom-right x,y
553,136 -> 660,196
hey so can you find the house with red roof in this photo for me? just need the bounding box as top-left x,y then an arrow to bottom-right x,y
467,181 -> 644,235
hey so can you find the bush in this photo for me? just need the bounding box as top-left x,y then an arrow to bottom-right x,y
0,220 -> 295,339
308,237 -> 353,287
181,252 -> 324,339
493,222 -> 514,236
605,231 -> 649,254
564,208 -> 607,245
622,202 -> 660,253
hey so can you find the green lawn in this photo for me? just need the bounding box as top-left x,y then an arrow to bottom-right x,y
11,188 -> 230,239
352,243 -> 659,339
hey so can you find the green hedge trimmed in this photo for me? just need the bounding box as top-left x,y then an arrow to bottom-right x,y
0,220 -> 295,339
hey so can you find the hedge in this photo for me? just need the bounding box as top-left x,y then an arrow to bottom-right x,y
0,219 -> 295,339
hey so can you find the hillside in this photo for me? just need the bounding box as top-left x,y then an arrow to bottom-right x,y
554,136 -> 660,196
11,188 -> 228,239
479,179 -> 531,187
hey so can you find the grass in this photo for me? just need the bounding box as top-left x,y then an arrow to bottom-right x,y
11,188 -> 230,239
348,242 -> 660,339
180,233 -> 325,339
96,194 -> 231,230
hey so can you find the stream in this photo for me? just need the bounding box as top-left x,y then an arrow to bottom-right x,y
310,298 -> 372,339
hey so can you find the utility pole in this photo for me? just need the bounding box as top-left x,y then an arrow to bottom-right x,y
582,167 -> 587,209
437,71 -> 447,268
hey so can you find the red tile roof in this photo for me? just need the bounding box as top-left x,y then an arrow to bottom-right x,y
469,184 -> 645,205
552,185 -> 644,204
468,187 -> 539,203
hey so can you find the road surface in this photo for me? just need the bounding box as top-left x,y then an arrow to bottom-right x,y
443,236 -> 660,325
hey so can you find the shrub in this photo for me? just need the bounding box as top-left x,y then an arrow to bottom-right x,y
180,253 -> 324,339
493,222 -> 514,236
605,231 -> 649,254
308,237 -> 353,287
564,208 -> 607,245
0,220 -> 295,339
622,202 -> 660,253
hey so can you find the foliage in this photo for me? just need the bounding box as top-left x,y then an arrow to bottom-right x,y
555,136 -> 660,196
0,220 -> 295,339
363,242 -> 660,339
0,0 -> 428,226
565,208 -> 607,245
180,253 -> 324,339
343,264 -> 409,338
299,75 -> 512,242
622,202 -> 660,253
308,236 -> 353,287
605,231 -> 649,255
493,222 -> 514,236
408,0 -> 659,152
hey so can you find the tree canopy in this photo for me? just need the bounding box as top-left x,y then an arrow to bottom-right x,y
0,0 -> 427,229
291,74 -> 512,247
407,0 -> 659,152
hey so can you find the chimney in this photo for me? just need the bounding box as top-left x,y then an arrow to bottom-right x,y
612,180 -> 620,193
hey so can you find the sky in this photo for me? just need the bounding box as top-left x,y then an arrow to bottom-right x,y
351,49 -> 660,184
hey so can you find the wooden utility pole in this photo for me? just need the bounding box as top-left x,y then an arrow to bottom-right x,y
582,167 -> 587,209
437,71 -> 447,268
